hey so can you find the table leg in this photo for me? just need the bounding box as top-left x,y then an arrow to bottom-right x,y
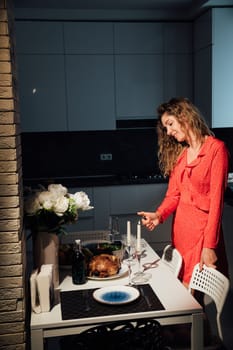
191,312 -> 203,350
31,328 -> 44,350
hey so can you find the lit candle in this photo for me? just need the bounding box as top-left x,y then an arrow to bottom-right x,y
127,220 -> 131,246
136,221 -> 141,252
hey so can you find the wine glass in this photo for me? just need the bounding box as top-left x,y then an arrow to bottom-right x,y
122,235 -> 136,286
109,215 -> 120,242
132,249 -> 152,284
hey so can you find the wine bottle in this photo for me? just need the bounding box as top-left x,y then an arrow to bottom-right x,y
71,239 -> 87,285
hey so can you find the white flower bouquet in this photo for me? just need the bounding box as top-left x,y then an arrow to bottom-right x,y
24,184 -> 93,234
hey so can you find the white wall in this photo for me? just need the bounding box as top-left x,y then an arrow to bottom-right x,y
212,8 -> 233,127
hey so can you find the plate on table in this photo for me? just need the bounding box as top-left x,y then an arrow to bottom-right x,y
88,265 -> 128,280
93,285 -> 140,305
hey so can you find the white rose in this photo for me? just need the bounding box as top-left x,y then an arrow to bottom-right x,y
54,196 -> 69,216
38,191 -> 54,205
48,184 -> 68,197
71,191 -> 93,210
42,199 -> 54,211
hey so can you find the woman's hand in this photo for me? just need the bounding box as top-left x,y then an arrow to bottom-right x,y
137,211 -> 161,231
199,247 -> 217,271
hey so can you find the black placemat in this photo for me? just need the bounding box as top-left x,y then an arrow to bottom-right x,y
60,284 -> 165,321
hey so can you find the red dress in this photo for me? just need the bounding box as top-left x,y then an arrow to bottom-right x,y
157,136 -> 229,284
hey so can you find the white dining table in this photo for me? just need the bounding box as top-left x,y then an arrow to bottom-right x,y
30,240 -> 204,350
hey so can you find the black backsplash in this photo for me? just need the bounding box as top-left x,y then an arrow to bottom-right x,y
21,129 -> 160,184
21,127 -> 233,187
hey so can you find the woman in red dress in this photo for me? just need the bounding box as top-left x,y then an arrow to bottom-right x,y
138,97 -> 229,288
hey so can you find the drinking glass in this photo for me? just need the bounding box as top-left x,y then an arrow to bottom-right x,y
121,235 -> 136,285
132,250 -> 151,284
109,216 -> 120,242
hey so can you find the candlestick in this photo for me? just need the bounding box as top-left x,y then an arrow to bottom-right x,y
136,221 -> 141,252
127,220 -> 131,246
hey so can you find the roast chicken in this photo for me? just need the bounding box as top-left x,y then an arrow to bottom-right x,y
88,253 -> 121,278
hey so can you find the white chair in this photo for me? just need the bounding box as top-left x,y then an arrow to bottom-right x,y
188,263 -> 230,341
161,244 -> 183,278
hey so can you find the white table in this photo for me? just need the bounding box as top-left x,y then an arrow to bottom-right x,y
30,241 -> 204,350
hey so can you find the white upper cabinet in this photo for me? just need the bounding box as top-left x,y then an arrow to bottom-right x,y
63,22 -> 114,54
114,22 -> 163,53
15,21 -> 64,54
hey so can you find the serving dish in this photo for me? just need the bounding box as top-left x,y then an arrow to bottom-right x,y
88,265 -> 128,280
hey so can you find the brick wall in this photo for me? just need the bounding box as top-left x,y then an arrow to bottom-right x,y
0,0 -> 27,349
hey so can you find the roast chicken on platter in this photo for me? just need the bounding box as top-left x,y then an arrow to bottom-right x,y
88,253 -> 121,278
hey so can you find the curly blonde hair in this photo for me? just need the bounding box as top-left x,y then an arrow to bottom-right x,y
156,97 -> 213,177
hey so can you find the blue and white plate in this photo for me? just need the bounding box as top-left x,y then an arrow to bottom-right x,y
93,285 -> 139,305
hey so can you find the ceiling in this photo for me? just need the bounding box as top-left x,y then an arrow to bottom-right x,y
12,0 -> 233,21
12,0 -> 204,10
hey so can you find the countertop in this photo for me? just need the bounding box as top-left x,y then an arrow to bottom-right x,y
23,174 -> 168,188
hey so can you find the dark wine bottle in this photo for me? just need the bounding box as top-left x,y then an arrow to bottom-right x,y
71,239 -> 87,285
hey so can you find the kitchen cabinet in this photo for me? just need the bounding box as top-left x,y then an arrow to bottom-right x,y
15,21 -> 67,132
114,22 -> 193,120
115,54 -> 163,119
17,54 -> 67,132
163,23 -> 193,102
193,10 -> 212,126
163,53 -> 193,101
65,55 -> 115,130
114,22 -> 163,120
63,22 -> 114,54
163,23 -> 192,54
194,47 -> 212,127
114,22 -> 163,54
15,20 -> 193,132
15,21 -> 64,54
64,22 -> 115,130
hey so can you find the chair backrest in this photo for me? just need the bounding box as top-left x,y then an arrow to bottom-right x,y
161,244 -> 183,278
188,263 -> 230,340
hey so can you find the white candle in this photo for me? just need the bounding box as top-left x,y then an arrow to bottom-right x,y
127,220 -> 131,246
136,221 -> 141,252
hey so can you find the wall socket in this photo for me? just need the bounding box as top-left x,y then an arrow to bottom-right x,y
100,153 -> 112,161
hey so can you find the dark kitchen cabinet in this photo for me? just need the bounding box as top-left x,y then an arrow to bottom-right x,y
15,20 -> 193,132
17,54 -> 67,132
65,55 -> 115,131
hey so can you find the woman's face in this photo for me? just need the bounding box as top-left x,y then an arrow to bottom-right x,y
161,112 -> 186,142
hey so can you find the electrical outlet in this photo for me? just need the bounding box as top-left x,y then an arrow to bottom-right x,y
100,153 -> 112,161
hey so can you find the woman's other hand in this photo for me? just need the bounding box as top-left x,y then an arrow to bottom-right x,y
199,247 -> 217,271
137,211 -> 161,231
